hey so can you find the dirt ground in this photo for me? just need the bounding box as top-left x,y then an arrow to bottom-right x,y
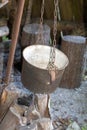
50,81 -> 87,126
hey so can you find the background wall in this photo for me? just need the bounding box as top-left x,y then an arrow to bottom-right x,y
0,0 -> 87,37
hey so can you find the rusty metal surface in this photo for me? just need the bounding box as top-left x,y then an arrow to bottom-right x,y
21,45 -> 69,94
22,58 -> 64,94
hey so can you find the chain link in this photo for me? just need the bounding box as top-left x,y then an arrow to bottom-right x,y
25,0 -> 33,25
47,0 -> 58,71
36,0 -> 45,44
36,0 -> 58,72
40,0 -> 45,25
53,0 -> 58,47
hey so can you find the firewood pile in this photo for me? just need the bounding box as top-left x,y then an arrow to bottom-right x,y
0,84 -> 79,130
0,89 -> 53,130
0,84 -> 82,130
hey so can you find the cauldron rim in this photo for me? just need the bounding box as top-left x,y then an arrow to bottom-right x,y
23,45 -> 69,71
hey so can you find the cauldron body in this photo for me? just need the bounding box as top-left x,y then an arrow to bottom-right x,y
22,45 -> 69,94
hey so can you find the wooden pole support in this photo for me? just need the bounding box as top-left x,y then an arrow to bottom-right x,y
5,0 -> 25,85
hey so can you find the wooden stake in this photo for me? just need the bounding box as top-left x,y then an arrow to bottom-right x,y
5,0 -> 25,85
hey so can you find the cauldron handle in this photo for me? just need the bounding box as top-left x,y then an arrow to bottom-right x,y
49,70 -> 56,84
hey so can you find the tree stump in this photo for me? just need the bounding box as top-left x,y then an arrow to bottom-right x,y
60,35 -> 86,88
21,23 -> 50,48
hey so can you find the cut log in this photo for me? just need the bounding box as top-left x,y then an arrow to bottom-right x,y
27,106 -> 41,122
60,35 -> 86,88
0,106 -> 19,130
21,23 -> 50,48
34,94 -> 50,118
37,118 -> 53,130
0,87 -> 18,123
0,82 -> 32,123
0,103 -> 28,130
16,118 -> 53,130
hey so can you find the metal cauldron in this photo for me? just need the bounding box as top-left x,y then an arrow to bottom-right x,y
21,45 -> 69,94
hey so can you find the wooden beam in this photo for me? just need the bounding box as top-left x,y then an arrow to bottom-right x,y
5,0 -> 25,85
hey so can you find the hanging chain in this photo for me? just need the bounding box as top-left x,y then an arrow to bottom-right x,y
47,0 -> 58,71
36,0 -> 45,44
25,0 -> 33,25
53,0 -> 58,47
40,0 -> 44,25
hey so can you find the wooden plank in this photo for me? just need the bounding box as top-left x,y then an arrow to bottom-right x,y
59,0 -> 73,21
32,0 -> 41,18
72,0 -> 83,22
0,87 -> 18,123
59,0 -> 84,23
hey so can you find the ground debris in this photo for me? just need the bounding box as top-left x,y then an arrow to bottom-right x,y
52,117 -> 70,130
66,121 -> 81,130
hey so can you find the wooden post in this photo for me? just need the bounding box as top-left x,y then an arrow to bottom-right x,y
5,0 -> 25,85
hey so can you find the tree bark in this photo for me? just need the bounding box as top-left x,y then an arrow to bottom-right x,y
60,36 -> 86,88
